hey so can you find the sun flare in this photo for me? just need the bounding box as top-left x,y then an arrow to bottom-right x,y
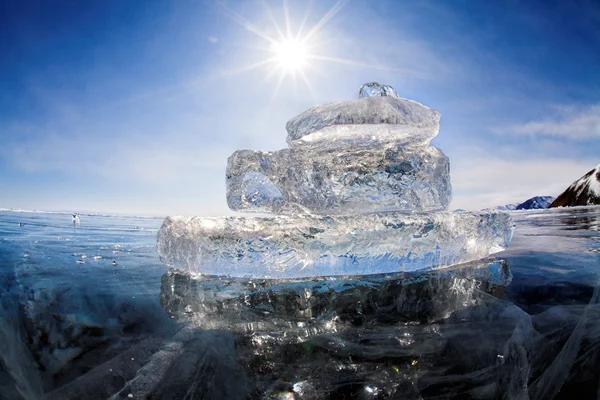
217,0 -> 361,99
271,38 -> 308,72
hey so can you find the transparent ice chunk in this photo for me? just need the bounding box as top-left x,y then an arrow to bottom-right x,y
226,145 -> 451,214
232,171 -> 285,210
359,81 -> 399,98
286,96 -> 440,148
156,211 -> 514,279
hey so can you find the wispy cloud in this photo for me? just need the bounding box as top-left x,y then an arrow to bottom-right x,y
0,125 -> 231,183
498,104 -> 600,139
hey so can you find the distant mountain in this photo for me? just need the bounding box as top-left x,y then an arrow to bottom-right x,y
480,203 -> 517,212
515,196 -> 555,210
550,163 -> 600,208
495,203 -> 518,211
484,197 -> 555,212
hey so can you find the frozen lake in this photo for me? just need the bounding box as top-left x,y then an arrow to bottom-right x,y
0,206 -> 599,399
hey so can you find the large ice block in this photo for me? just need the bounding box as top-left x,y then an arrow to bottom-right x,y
156,211 -> 514,279
286,96 -> 440,149
226,145 -> 451,214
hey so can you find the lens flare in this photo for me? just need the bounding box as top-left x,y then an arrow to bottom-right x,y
216,0 -> 398,100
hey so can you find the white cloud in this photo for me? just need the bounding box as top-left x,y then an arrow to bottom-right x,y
451,154 -> 598,210
500,104 -> 600,138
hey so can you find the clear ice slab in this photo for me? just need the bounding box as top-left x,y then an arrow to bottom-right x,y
156,211 -> 514,279
286,96 -> 440,149
226,145 -> 451,214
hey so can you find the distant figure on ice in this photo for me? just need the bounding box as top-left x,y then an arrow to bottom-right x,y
72,213 -> 80,227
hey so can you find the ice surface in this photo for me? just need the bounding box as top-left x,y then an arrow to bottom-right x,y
156,211 -> 514,279
227,145 -> 451,214
285,96 -> 440,148
359,81 -> 399,98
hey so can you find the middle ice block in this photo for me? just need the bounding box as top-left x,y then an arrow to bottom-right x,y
227,144 -> 451,214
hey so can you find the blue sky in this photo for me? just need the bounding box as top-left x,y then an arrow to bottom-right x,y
1,0 -> 599,216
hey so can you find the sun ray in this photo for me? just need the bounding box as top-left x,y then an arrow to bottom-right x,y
259,64 -> 281,86
268,71 -> 287,109
295,0 -> 314,40
215,1 -> 278,45
307,54 -> 422,75
261,0 -> 286,42
291,70 -> 298,91
220,58 -> 278,77
303,0 -> 347,43
298,69 -> 316,102
282,0 -> 293,39
248,44 -> 279,53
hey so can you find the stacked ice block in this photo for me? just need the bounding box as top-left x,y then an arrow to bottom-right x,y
157,83 -> 514,278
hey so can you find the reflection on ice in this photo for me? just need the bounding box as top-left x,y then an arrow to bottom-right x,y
143,260 -> 518,398
159,259 -> 513,326
117,259 -> 598,399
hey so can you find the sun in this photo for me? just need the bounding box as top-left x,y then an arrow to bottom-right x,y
217,0 -> 369,98
271,38 -> 308,72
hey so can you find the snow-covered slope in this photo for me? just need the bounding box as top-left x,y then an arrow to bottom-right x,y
550,163 -> 600,208
515,196 -> 554,210
480,203 -> 517,212
495,203 -> 518,211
